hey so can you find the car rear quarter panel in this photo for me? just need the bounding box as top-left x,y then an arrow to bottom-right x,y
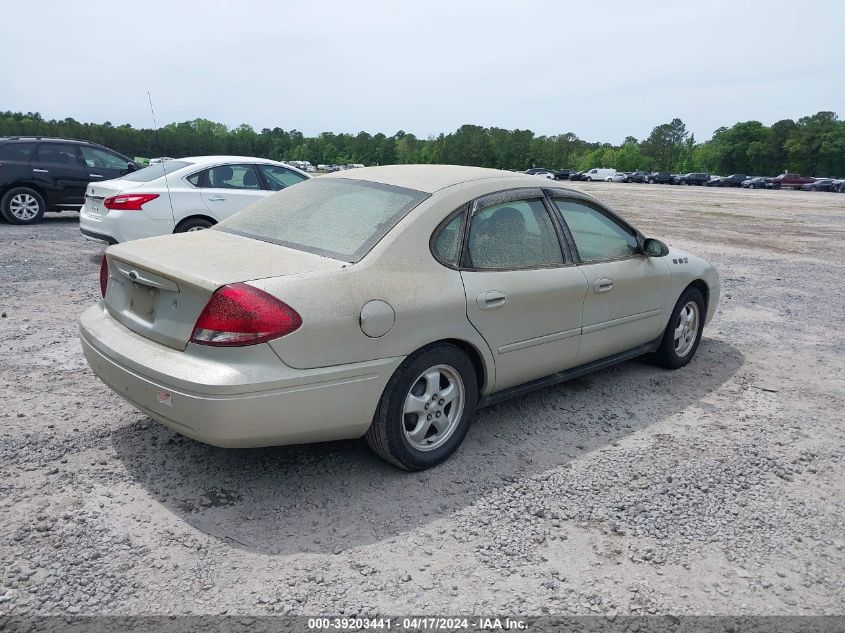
257,181 -> 514,393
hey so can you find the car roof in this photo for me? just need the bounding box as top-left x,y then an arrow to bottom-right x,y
320,164 -> 553,194
177,155 -> 289,165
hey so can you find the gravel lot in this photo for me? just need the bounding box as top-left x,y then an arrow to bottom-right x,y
1,183 -> 843,617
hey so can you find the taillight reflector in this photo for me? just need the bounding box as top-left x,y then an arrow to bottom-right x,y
99,255 -> 109,298
103,193 -> 159,211
190,283 -> 302,347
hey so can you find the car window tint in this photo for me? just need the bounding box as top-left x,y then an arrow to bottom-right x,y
0,142 -> 36,161
186,170 -> 204,187
466,199 -> 563,270
432,209 -> 466,267
259,164 -> 307,191
35,143 -> 81,166
216,179 -> 428,263
553,199 -> 638,262
79,146 -> 128,170
121,160 -> 192,182
206,164 -> 260,189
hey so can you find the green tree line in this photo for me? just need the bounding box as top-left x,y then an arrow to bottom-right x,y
2,110 -> 843,177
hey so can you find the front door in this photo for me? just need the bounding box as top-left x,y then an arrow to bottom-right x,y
199,163 -> 268,220
459,191 -> 589,391
550,196 -> 670,364
78,145 -> 134,182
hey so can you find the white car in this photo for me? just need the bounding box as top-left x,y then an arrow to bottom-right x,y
80,156 -> 310,244
607,172 -> 628,183
583,168 -> 617,181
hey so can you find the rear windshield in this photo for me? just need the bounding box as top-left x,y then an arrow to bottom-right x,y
121,160 -> 192,182
216,178 -> 429,263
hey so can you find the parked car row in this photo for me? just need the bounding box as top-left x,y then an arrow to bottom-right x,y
317,163 -> 366,172
524,164 -> 845,192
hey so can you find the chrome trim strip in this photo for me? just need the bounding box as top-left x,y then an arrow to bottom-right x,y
582,308 -> 662,335
498,327 -> 580,354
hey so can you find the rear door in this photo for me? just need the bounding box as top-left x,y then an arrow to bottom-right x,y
199,163 -> 268,220
30,142 -> 90,207
459,189 -> 589,391
550,195 -> 670,365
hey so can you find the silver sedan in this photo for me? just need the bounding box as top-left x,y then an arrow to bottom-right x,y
80,165 -> 720,470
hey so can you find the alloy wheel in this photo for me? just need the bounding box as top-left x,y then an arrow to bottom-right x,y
402,364 -> 465,451
9,193 -> 40,221
673,301 -> 699,357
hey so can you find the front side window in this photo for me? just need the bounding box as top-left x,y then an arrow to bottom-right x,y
217,178 -> 429,263
466,199 -> 563,270
35,143 -> 82,166
259,164 -> 307,191
79,146 -> 129,170
206,164 -> 260,189
553,199 -> 639,263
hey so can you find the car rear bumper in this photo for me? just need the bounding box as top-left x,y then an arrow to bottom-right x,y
79,304 -> 402,447
80,202 -> 175,244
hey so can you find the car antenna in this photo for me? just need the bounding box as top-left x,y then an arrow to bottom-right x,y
147,90 -> 175,216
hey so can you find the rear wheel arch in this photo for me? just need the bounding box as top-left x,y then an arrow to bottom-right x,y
0,181 -> 49,205
174,214 -> 217,233
402,338 -> 489,395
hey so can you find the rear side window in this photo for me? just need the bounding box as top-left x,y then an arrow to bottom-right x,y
466,199 -> 563,270
122,160 -> 192,182
206,164 -> 261,189
217,178 -> 428,263
35,143 -> 82,166
0,142 -> 36,161
431,208 -> 466,267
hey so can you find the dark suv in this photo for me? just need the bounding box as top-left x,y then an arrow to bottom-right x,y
0,137 -> 139,225
674,172 -> 711,186
646,172 -> 675,184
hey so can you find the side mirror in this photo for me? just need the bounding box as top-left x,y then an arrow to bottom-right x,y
643,237 -> 669,257
127,162 -> 138,172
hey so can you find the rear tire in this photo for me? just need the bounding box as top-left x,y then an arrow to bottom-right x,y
650,287 -> 705,370
366,344 -> 478,471
1,187 -> 46,225
175,217 -> 215,233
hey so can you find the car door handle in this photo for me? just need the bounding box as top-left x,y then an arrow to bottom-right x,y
33,168 -> 49,173
593,278 -> 614,293
89,173 -> 103,178
477,290 -> 507,310
208,195 -> 225,201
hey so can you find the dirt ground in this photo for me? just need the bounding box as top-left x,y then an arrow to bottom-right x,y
1,183 -> 843,617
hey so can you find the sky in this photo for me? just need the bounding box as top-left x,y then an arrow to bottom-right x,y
1,0 -> 843,144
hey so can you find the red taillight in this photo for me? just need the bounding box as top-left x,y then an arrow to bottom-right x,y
103,193 -> 159,211
190,283 -> 302,347
99,255 -> 109,298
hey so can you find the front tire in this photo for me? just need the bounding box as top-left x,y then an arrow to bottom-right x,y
1,187 -> 46,225
366,344 -> 478,470
651,287 -> 705,370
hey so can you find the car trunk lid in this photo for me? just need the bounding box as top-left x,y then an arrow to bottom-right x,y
84,179 -> 147,219
103,230 -> 344,350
